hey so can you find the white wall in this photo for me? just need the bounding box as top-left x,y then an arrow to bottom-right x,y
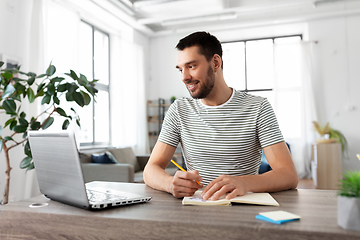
308,15 -> 360,171
148,16 -> 360,173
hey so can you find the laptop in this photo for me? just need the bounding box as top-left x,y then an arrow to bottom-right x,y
28,130 -> 152,210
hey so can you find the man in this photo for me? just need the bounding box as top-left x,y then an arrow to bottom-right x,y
143,31 -> 298,201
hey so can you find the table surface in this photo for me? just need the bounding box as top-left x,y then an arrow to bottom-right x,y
1,181 -> 360,240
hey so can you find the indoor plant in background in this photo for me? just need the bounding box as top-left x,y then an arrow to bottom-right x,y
312,121 -> 348,159
338,171 -> 360,231
0,61 -> 98,204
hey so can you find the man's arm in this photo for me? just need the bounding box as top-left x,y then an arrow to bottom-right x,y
143,141 -> 203,198
201,141 -> 298,200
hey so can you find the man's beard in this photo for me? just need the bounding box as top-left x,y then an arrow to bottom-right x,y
188,66 -> 215,99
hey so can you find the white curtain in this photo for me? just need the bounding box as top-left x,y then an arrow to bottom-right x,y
110,37 -> 149,154
273,41 -> 318,179
23,0 -> 45,200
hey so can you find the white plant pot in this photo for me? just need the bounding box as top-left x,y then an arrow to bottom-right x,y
338,196 -> 360,231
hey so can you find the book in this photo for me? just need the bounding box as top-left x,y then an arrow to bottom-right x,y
255,210 -> 301,224
182,190 -> 280,206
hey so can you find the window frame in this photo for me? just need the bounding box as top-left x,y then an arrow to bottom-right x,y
221,34 -> 303,93
79,20 -> 111,147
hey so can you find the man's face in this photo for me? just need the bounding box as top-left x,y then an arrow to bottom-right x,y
176,46 -> 215,99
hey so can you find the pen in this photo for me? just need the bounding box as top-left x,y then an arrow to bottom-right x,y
170,159 -> 200,184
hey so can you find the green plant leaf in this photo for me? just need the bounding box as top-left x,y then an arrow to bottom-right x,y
10,120 -> 17,130
76,118 -> 81,128
57,83 -> 67,92
41,94 -> 51,105
53,95 -> 60,105
24,140 -> 31,157
80,91 -> 91,106
67,70 -> 78,80
36,73 -> 47,79
46,64 -> 56,76
2,71 -> 13,80
27,88 -> 35,103
51,77 -> 64,82
4,118 -> 15,128
65,91 -> 74,101
3,99 -> 16,113
79,74 -> 88,85
47,83 -> 55,95
14,82 -> 26,92
19,117 -> 29,127
42,117 -> 54,130
13,125 -> 27,133
56,107 -> 67,117
20,111 -> 26,118
62,119 -> 70,130
27,76 -> 36,85
20,156 -> 32,169
73,91 -> 85,107
4,136 -> 14,141
37,83 -> 45,93
2,84 -> 15,99
22,131 -> 27,139
26,162 -> 35,172
30,121 -> 41,130
0,61 -> 4,67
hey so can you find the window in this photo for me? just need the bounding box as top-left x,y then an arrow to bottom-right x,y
78,21 -> 111,145
222,35 -> 303,139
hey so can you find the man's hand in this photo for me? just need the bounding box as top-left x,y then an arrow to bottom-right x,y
201,175 -> 248,201
169,170 -> 203,198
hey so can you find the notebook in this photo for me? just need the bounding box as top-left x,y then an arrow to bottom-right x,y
28,130 -> 152,210
182,190 -> 279,206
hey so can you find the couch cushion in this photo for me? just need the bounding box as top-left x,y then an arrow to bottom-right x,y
109,147 -> 140,172
92,152 -> 118,164
79,152 -> 92,164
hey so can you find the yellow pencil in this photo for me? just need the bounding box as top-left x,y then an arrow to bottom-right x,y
170,159 -> 200,184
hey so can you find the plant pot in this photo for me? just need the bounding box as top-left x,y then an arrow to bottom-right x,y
338,196 -> 360,231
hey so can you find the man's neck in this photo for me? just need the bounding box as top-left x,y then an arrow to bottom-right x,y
201,84 -> 232,106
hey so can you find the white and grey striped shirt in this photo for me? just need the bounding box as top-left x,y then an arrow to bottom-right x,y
158,89 -> 284,185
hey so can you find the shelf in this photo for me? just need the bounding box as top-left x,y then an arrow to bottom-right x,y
147,103 -> 171,108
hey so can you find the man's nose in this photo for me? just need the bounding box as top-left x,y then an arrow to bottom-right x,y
182,69 -> 191,83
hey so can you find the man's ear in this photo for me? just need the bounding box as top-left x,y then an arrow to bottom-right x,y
212,54 -> 222,72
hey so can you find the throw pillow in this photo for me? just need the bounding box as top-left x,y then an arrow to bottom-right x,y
92,152 -> 118,164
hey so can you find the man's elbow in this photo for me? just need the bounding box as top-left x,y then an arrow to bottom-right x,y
289,170 -> 299,190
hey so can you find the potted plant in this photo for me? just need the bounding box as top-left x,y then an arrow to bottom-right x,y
312,121 -> 348,159
170,96 -> 176,103
338,171 -> 360,231
0,61 -> 97,204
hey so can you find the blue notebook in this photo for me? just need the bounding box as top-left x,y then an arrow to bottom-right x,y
256,210 -> 301,225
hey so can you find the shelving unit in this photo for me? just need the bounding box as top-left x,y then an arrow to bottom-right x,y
147,98 -> 184,167
147,98 -> 171,152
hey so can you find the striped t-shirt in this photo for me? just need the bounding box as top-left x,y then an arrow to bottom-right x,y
158,89 -> 284,185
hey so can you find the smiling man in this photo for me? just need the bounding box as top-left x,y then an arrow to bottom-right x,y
143,31 -> 298,201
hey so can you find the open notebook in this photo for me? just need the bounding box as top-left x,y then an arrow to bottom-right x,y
182,190 -> 279,206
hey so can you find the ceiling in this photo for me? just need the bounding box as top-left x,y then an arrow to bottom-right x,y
102,0 -> 360,36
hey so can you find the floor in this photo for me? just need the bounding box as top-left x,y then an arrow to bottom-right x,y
297,178 -> 316,189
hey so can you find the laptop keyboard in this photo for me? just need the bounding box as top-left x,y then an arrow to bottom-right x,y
86,189 -> 128,203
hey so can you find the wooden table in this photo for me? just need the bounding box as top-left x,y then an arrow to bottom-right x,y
1,182 -> 359,240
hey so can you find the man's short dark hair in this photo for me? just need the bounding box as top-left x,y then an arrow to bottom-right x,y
176,31 -> 223,67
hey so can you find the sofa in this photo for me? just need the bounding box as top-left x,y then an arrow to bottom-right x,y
79,147 -> 178,183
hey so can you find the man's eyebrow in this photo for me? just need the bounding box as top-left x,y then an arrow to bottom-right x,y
175,60 -> 197,69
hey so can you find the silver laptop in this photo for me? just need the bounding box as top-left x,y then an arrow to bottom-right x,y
28,130 -> 151,210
